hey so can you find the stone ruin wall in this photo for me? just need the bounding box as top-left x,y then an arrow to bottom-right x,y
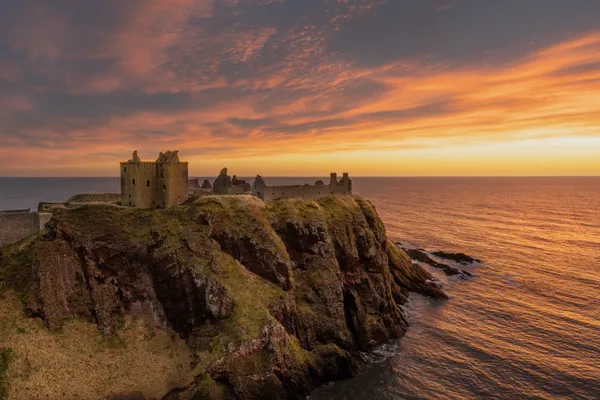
121,161 -> 157,208
253,173 -> 352,202
120,153 -> 349,206
0,212 -> 52,248
120,151 -> 189,209
158,162 -> 189,207
188,179 -> 201,191
261,184 -> 332,202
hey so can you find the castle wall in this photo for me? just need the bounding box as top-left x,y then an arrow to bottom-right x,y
253,173 -> 352,202
38,213 -> 53,230
0,212 -> 52,248
157,162 -> 189,207
121,155 -> 189,209
121,162 -> 157,209
331,184 -> 351,195
229,186 -> 246,195
262,185 -> 332,202
188,179 -> 200,190
138,162 -> 158,208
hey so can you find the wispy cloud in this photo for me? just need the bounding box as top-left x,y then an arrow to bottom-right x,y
0,0 -> 599,176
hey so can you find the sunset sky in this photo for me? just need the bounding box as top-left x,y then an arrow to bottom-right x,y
1,0 -> 599,177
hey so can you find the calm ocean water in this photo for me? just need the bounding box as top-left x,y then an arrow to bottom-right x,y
1,177 -> 599,399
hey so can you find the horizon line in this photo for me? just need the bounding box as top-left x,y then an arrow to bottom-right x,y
1,175 -> 599,179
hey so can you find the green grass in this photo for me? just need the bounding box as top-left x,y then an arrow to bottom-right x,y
0,291 -> 193,399
0,347 -> 13,399
0,236 -> 40,303
0,193 -> 385,398
208,253 -> 285,357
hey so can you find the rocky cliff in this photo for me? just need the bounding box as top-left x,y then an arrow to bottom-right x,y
0,195 -> 446,400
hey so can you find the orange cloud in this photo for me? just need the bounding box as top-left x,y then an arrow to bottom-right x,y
1,2 -> 600,177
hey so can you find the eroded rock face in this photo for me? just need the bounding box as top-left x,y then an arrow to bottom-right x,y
0,195 -> 446,400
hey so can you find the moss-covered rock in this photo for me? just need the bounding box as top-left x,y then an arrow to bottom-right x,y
65,193 -> 121,204
0,195 -> 445,399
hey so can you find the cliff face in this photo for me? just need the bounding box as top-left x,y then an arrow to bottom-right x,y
0,195 -> 445,400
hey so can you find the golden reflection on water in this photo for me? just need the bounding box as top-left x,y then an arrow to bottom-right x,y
313,177 -> 600,400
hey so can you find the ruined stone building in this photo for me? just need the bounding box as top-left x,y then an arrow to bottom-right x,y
120,150 -> 189,208
251,173 -> 352,202
212,168 -> 251,195
188,178 -> 201,192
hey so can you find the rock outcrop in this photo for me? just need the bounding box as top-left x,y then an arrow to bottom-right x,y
431,251 -> 480,265
0,196 -> 445,400
397,243 -> 473,278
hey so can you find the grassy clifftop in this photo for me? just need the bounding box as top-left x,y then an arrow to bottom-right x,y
0,195 -> 445,400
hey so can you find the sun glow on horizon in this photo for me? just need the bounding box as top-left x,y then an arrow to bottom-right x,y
1,4 -> 600,177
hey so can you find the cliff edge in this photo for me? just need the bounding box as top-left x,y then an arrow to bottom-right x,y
0,195 -> 445,400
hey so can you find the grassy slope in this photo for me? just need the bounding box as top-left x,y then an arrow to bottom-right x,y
0,195 -> 429,399
0,196 -> 313,399
0,292 -> 192,400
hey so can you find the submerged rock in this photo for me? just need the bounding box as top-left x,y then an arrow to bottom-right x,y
0,195 -> 446,399
431,251 -> 480,265
397,244 -> 473,279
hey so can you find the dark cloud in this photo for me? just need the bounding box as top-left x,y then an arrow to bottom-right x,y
550,62 -> 600,77
35,91 -> 193,119
0,0 -> 599,171
329,0 -> 600,67
1,90 -> 194,140
359,101 -> 453,122
221,98 -> 454,136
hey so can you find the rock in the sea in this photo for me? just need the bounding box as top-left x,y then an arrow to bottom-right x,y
431,251 -> 480,265
397,244 -> 473,278
0,195 -> 447,400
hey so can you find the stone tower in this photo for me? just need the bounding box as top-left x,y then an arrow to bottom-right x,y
155,150 -> 189,208
120,150 -> 189,208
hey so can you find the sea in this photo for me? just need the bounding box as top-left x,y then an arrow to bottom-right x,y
1,177 -> 599,400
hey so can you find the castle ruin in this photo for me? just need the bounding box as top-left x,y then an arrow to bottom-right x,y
120,150 -> 189,208
251,173 -> 352,202
1,153 -> 352,248
120,150 -> 352,207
